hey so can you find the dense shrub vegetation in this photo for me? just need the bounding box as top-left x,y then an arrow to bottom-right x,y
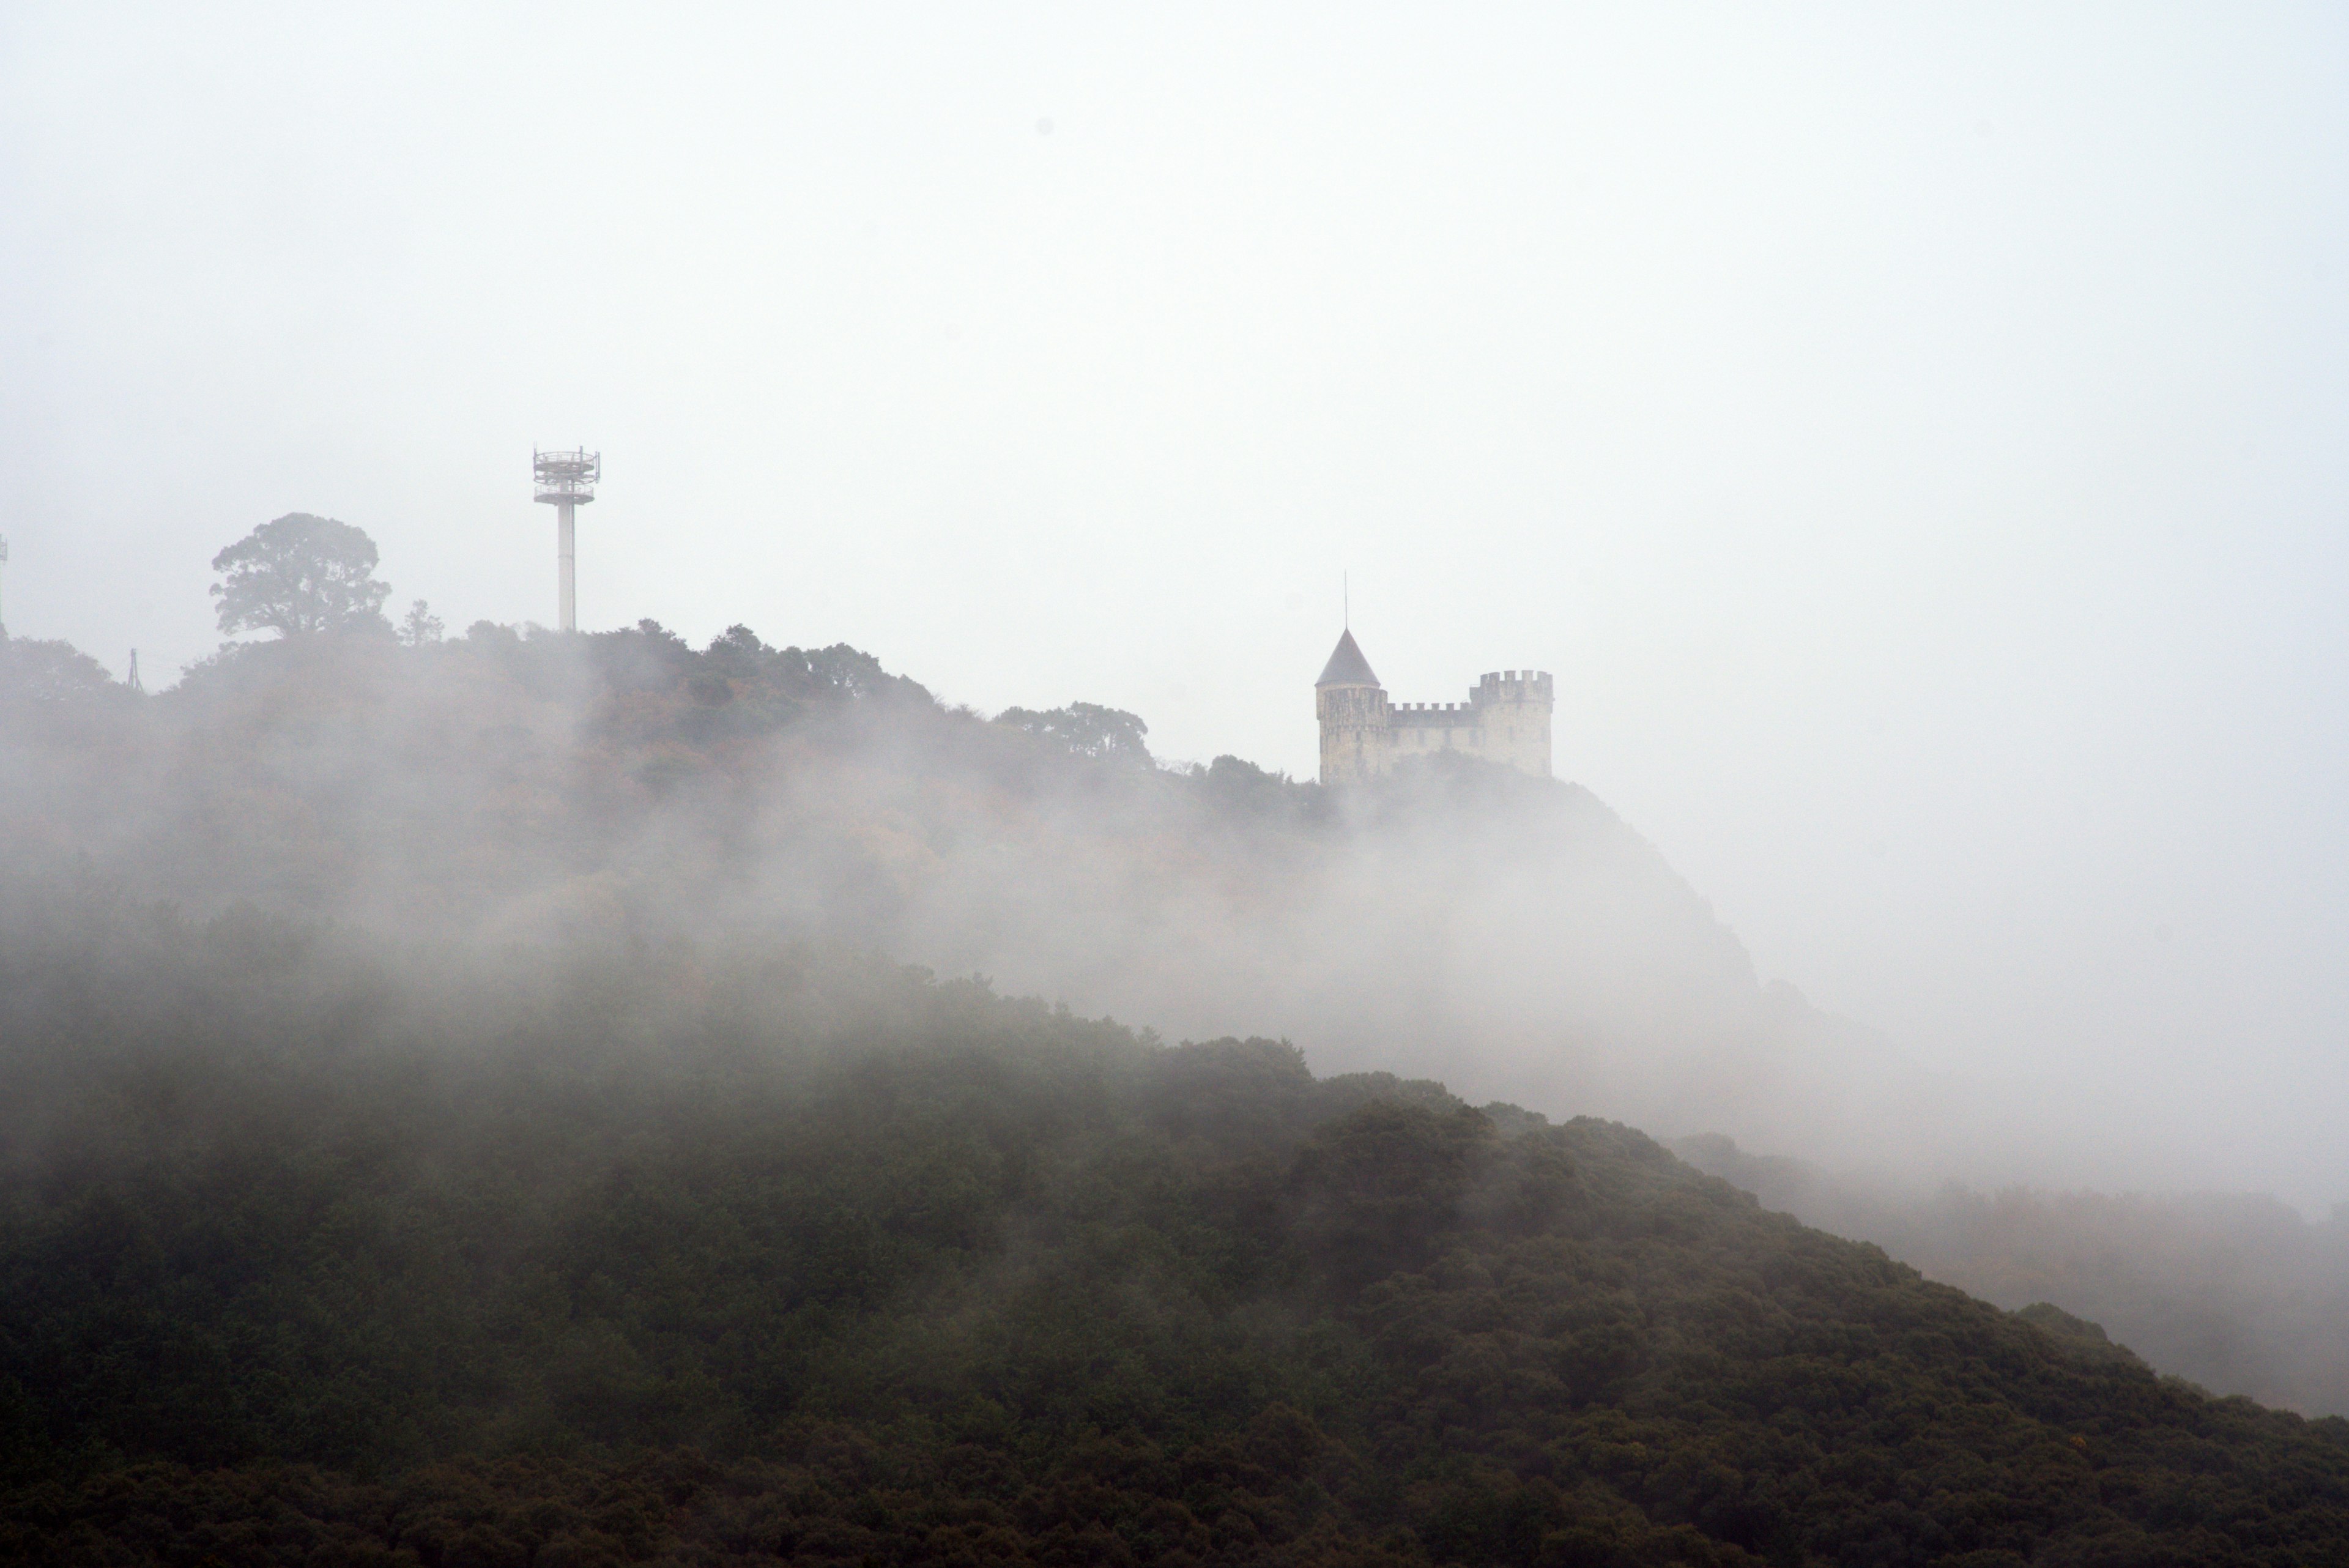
1,901 -> 2345,1566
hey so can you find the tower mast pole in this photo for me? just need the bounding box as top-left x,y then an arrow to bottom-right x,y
558,499 -> 576,630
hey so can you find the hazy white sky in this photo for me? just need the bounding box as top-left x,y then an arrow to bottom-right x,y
5,5 -> 2345,1198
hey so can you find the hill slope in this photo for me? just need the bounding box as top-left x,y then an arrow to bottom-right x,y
6,623 -> 2344,1427
1676,1135 -> 2349,1421
1,901 -> 2345,1566
0,623 -> 1944,1175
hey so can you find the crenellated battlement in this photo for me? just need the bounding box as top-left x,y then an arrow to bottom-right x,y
1474,669 -> 1554,703
1314,631 -> 1553,786
1389,699 -> 1476,728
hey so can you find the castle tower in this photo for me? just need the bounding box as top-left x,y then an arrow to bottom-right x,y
1315,629 -> 1387,786
1468,669 -> 1555,779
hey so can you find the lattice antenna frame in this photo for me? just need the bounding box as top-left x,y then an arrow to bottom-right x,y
533,448 -> 601,505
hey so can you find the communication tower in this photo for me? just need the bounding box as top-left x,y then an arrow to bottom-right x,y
532,448 -> 601,631
127,650 -> 144,694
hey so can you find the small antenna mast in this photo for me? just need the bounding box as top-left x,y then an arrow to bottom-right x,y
1344,571 -> 1349,631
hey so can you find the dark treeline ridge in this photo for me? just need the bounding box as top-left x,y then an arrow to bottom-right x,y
2,890 -> 2347,1567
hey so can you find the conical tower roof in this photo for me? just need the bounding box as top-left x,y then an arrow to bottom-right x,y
1315,629 -> 1381,688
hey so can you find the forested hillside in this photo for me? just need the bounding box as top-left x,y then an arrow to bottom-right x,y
7,621 -> 2348,1420
2,894 -> 2345,1566
7,620 -> 2349,1563
1675,1137 -> 2349,1421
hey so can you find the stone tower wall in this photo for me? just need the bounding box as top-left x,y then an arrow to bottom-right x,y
1467,671 -> 1554,779
1316,683 -> 1389,786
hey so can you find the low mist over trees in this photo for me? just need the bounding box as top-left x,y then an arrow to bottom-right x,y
1677,1135 -> 2349,1419
5,587 -> 2346,1424
7,571 -> 2349,1560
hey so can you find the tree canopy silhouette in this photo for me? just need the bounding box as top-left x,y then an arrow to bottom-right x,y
209,511 -> 393,637
995,700 -> 1154,764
